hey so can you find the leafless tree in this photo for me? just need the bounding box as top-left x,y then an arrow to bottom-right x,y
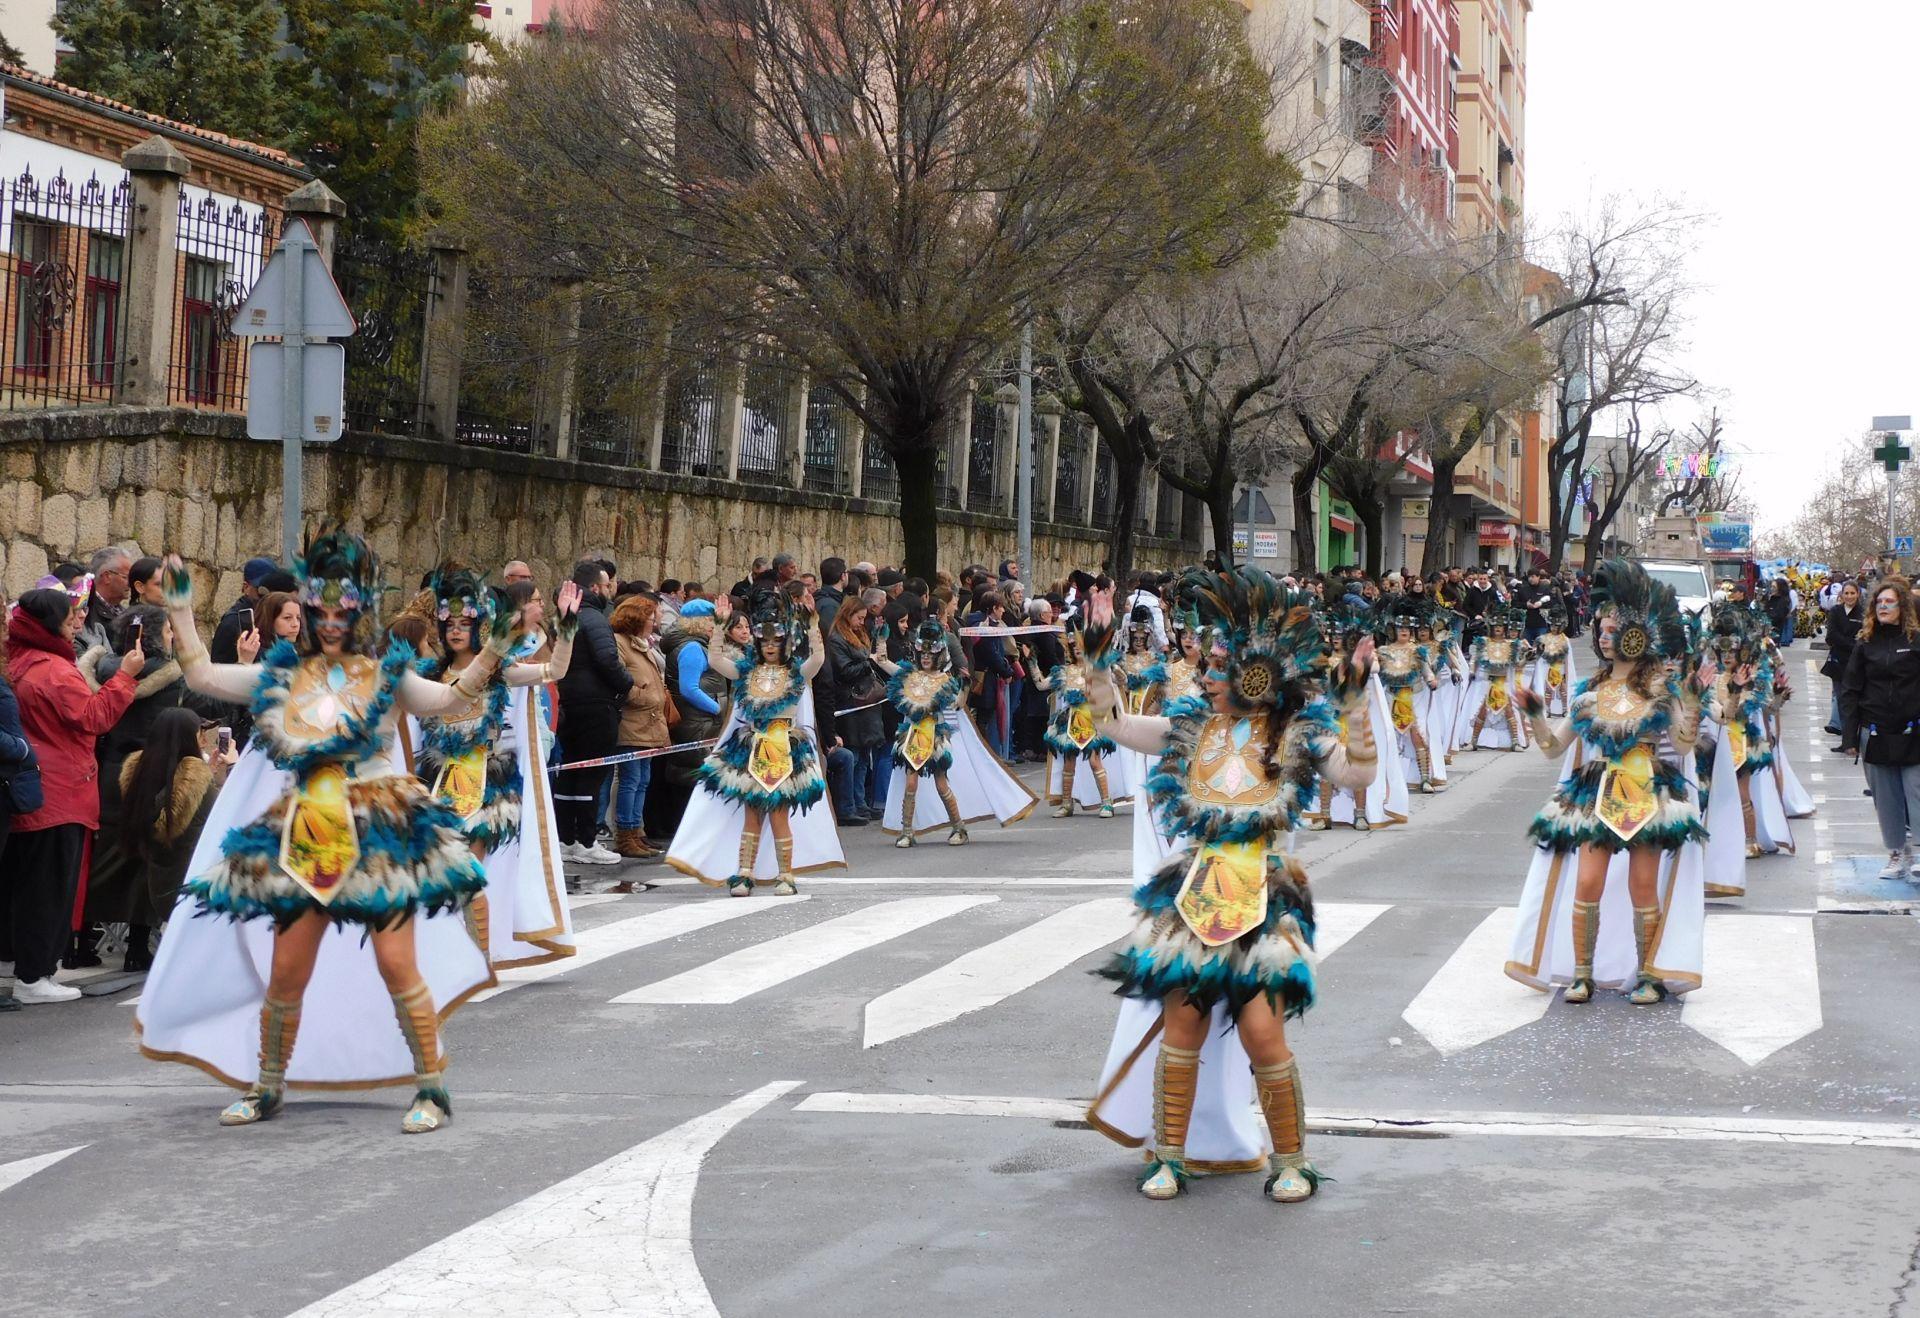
425,0 -> 1291,578
1653,408 -> 1740,516
1538,197 -> 1704,571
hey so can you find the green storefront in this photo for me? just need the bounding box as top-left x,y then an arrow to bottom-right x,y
1318,484 -> 1356,569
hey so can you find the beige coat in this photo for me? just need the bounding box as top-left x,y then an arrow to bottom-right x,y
616,633 -> 671,749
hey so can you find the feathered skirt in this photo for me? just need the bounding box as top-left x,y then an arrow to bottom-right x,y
1044,697 -> 1116,759
890,711 -> 955,777
1527,754 -> 1706,855
416,743 -> 522,852
1097,848 -> 1317,1021
188,766 -> 486,930
695,717 -> 826,813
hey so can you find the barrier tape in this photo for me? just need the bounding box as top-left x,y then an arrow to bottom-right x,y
553,739 -> 718,771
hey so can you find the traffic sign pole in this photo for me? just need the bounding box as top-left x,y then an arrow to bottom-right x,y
279,225 -> 309,565
1870,418 -> 1912,571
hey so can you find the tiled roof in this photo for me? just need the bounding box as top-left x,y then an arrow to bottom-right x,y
1,62 -> 302,170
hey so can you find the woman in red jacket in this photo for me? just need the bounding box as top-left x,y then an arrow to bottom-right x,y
2,588 -> 141,1003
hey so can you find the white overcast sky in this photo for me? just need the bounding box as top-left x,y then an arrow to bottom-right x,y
1525,1 -> 1920,535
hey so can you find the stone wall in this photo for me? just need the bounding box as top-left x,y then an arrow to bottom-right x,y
0,408 -> 1198,618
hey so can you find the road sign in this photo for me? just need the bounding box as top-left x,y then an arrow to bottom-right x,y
230,226 -> 355,339
1253,530 -> 1280,560
1872,415 -> 1912,432
236,221 -> 357,562
1895,536 -> 1915,556
1873,434 -> 1912,473
246,343 -> 345,443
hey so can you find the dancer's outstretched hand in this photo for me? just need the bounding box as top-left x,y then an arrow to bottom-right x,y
1516,685 -> 1544,716
161,555 -> 194,610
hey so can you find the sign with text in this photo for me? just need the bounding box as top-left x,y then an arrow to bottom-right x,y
1403,499 -> 1430,520
1253,530 -> 1280,560
1700,520 -> 1752,554
1478,520 -> 1516,548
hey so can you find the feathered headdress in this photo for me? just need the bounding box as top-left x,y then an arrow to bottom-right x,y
909,618 -> 951,670
429,562 -> 496,648
1378,592 -> 1433,639
1590,558 -> 1686,663
295,524 -> 380,643
1706,599 -> 1763,664
748,587 -> 794,653
1177,566 -> 1327,708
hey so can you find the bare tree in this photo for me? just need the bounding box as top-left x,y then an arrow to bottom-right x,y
1653,408 -> 1739,515
1577,401 -> 1675,568
425,0 -> 1291,578
1538,198 -> 1704,571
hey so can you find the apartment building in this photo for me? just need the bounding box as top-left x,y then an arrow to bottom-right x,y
1452,0 -> 1526,237
3,0 -> 64,75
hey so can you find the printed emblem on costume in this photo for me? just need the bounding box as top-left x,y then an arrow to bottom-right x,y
1486,678 -> 1509,712
280,762 -> 360,901
748,717 -> 796,792
432,745 -> 489,822
903,716 -> 937,771
1597,745 -> 1658,842
285,656 -> 380,744
1174,839 -> 1270,946
1068,704 -> 1098,750
1391,685 -> 1416,731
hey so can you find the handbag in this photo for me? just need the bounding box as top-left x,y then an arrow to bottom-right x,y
0,756 -> 43,815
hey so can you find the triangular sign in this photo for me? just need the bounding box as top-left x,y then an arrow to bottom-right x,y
229,220 -> 356,339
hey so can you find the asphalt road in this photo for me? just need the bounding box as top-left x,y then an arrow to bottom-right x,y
4,653 -> 1919,1318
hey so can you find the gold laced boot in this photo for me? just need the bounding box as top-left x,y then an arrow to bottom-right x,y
1563,899 -> 1601,1004
1507,704 -> 1527,751
772,837 -> 798,896
1053,760 -> 1077,818
1415,742 -> 1435,793
392,982 -> 450,1134
896,777 -> 919,849
936,778 -> 968,845
730,828 -> 760,897
1092,760 -> 1114,818
463,892 -> 491,956
1139,1043 -> 1200,1200
1255,1057 -> 1325,1203
219,996 -> 300,1126
1308,781 -> 1332,831
1628,905 -> 1666,1005
1742,795 -> 1762,858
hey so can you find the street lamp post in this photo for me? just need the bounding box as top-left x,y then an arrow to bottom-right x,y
1871,415 -> 1912,571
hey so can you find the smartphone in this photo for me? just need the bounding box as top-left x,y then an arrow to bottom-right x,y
129,616 -> 143,643
216,726 -> 233,756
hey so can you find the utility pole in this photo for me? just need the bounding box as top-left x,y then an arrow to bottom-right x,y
1015,62 -> 1036,587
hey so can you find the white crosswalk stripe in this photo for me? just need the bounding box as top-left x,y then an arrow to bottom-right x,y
431,890 -> 1842,1068
610,895 -> 993,1005
862,898 -> 1137,1048
1401,908 -> 1551,1056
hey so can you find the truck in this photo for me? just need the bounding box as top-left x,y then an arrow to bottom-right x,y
1640,515 -> 1745,614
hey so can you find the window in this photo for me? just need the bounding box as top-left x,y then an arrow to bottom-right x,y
84,234 -> 121,387
180,256 -> 227,403
1313,42 -> 1330,113
10,217 -> 57,375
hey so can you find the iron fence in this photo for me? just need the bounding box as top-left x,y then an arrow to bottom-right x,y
335,232 -> 433,436
1091,441 -> 1116,530
1056,416 -> 1085,521
966,393 -> 1000,513
803,384 -> 846,493
1155,473 -> 1180,537
861,429 -> 897,503
738,354 -> 796,478
1,167 -> 134,410
659,361 -> 720,476
455,273 -> 538,454
168,190 -> 279,411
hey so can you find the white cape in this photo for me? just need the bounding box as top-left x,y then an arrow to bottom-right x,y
1504,738 -> 1705,996
883,711 -> 1038,834
1769,711 -> 1817,818
136,744 -> 495,1090
1045,742 -> 1136,809
665,687 -> 847,884
1698,716 -> 1757,898
1086,775 -> 1268,1172
1412,681 -> 1450,787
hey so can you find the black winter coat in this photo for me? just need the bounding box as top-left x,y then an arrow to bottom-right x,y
557,596 -> 633,708
827,634 -> 886,750
1840,628 -> 1920,765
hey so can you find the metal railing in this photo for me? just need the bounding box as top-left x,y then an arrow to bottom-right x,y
802,384 -> 846,493
335,231 -> 433,436
168,190 -> 279,411
966,393 -> 1000,513
1,168 -> 136,410
659,361 -> 720,476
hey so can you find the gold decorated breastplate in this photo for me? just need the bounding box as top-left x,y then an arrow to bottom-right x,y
903,669 -> 948,706
1380,643 -> 1418,679
1165,659 -> 1200,703
1187,713 -> 1281,808
746,663 -> 795,705
283,656 -> 381,745
1484,640 -> 1513,665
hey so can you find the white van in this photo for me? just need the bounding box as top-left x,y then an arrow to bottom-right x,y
1639,559 -> 1713,617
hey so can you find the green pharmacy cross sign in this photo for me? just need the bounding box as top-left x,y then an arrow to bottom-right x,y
1874,434 -> 1912,473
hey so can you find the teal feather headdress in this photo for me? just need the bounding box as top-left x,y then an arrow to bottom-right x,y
1176,567 -> 1327,707
1591,558 -> 1686,663
295,524 -> 381,643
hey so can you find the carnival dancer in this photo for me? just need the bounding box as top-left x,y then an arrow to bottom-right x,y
1430,609 -> 1472,764
1466,607 -> 1531,751
1701,606 -> 1792,858
1375,597 -> 1444,793
1038,621 -> 1130,818
1760,636 -> 1817,820
1084,571 -> 1380,1203
878,619 -> 1036,845
137,532 -> 515,1134
666,590 -> 841,897
1527,608 -> 1578,716
1308,600 -> 1407,830
1411,612 -> 1452,791
410,565 -> 582,968
1163,616 -> 1205,705
1504,559 -> 1716,1006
